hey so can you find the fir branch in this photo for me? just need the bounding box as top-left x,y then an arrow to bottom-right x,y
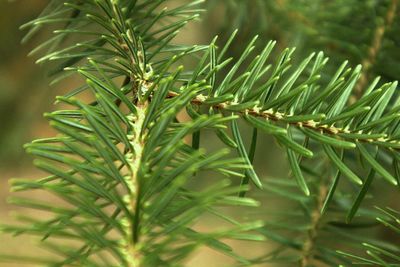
338,207 -> 400,266
1,1 -> 266,266
2,1 -> 400,266
166,90 -> 400,153
124,100 -> 148,267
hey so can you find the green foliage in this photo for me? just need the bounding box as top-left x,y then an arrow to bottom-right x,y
1,0 -> 400,266
207,0 -> 400,86
338,207 -> 400,266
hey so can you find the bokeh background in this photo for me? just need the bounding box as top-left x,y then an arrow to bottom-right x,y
0,1 -> 58,263
1,1 -> 400,266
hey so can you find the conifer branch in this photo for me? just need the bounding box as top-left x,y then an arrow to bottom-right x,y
338,207 -> 400,266
2,1 -> 400,266
167,91 -> 400,151
124,100 -> 148,267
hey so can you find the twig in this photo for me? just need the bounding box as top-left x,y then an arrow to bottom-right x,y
353,0 -> 398,99
167,91 -> 396,146
300,183 -> 328,267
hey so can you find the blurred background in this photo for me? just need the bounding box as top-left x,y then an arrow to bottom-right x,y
0,1 -> 58,263
1,0 -> 400,266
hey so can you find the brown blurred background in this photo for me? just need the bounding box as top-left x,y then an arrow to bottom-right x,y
0,1 -> 56,263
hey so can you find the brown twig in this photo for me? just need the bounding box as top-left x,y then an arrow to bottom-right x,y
300,183 -> 328,267
353,0 -> 398,100
167,91 -> 396,146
